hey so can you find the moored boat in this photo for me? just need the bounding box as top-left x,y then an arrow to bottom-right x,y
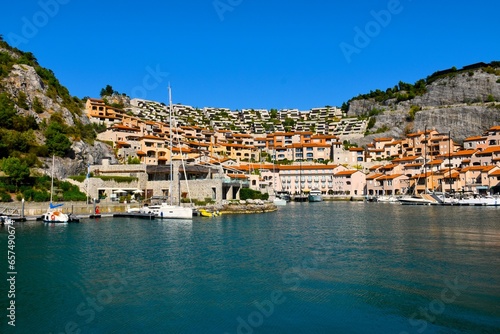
308,189 -> 323,202
134,203 -> 193,219
198,209 -> 222,217
456,194 -> 500,206
398,195 -> 436,205
43,156 -> 69,224
1,215 -> 13,225
273,198 -> 287,206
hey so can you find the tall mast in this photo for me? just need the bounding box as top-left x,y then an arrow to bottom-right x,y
50,155 -> 54,203
168,85 -> 173,206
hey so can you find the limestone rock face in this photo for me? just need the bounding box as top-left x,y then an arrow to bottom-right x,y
347,69 -> 500,143
1,60 -> 115,177
413,72 -> 500,107
36,142 -> 118,180
2,64 -> 76,126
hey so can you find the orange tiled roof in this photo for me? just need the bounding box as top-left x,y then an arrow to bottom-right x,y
335,170 -> 360,176
453,149 -> 477,157
475,146 -> 500,155
464,136 -> 486,141
460,166 -> 496,172
366,173 -> 384,180
377,174 -> 407,180
369,165 -> 383,171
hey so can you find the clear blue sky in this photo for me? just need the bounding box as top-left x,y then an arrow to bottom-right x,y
1,0 -> 499,110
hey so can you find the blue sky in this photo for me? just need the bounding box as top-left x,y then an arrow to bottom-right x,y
1,0 -> 499,110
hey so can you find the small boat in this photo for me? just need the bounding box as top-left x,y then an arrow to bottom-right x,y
1,216 -> 13,225
198,209 -> 222,217
308,189 -> 323,202
273,198 -> 287,206
376,195 -> 399,203
276,191 -> 291,202
398,195 -> 436,205
43,207 -> 69,223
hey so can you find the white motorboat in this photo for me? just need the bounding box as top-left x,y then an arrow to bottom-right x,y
273,198 -> 287,206
456,195 -> 500,206
398,195 -> 436,205
1,216 -> 13,225
376,195 -> 399,203
308,189 -> 323,202
135,203 -> 193,219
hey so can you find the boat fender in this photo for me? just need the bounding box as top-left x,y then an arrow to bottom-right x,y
51,214 -> 55,221
95,206 -> 100,214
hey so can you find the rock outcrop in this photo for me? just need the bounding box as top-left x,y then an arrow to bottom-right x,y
0,45 -> 115,177
346,66 -> 500,143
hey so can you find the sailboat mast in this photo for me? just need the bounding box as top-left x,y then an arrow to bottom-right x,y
50,155 -> 54,203
168,85 -> 173,206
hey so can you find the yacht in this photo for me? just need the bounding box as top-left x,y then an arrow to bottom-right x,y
137,203 -> 193,219
456,194 -> 500,206
308,189 -> 323,202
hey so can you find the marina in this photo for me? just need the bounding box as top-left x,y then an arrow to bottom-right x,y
1,202 -> 499,333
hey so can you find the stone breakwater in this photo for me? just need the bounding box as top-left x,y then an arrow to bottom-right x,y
202,199 -> 278,214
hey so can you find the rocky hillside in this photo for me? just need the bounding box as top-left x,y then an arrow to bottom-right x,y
0,38 -> 115,178
345,62 -> 500,144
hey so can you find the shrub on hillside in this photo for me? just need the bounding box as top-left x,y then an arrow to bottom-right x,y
0,191 -> 12,202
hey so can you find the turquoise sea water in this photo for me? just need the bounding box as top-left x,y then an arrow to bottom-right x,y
1,202 -> 500,333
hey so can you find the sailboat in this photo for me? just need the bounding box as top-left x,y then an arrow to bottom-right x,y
144,86 -> 193,220
42,156 -> 69,223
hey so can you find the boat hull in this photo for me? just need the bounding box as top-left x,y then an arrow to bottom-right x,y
308,195 -> 323,202
134,204 -> 193,219
43,210 -> 69,223
398,197 -> 434,205
273,198 -> 287,206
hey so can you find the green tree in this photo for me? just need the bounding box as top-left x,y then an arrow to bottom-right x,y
45,119 -> 71,156
100,84 -> 115,97
32,96 -> 44,113
46,132 -> 71,157
17,91 -> 29,109
341,102 -> 349,113
0,93 -> 17,128
1,157 -> 30,190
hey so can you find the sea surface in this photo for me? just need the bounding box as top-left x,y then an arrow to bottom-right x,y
1,202 -> 500,333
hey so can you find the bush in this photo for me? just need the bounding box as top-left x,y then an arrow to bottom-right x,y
240,188 -> 269,200
0,191 -> 12,202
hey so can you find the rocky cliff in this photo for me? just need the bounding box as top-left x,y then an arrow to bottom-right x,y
0,42 -> 116,178
347,64 -> 500,144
